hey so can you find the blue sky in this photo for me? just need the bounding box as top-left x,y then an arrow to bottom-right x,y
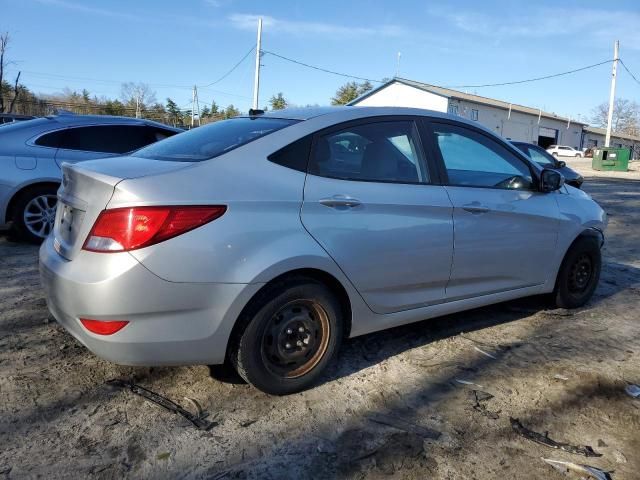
2,0 -> 640,120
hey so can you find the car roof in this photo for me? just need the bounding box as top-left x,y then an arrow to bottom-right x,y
46,113 -> 181,131
242,105 -> 487,130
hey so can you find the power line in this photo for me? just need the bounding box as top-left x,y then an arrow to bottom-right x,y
444,60 -> 613,89
199,45 -> 255,88
262,50 -> 614,91
262,50 -> 383,83
20,70 -> 193,89
619,59 -> 640,86
19,46 -> 257,99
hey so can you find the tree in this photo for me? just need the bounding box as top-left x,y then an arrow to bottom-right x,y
223,104 -> 240,119
102,99 -> 126,116
357,81 -> 373,96
211,100 -> 219,116
0,32 -> 22,113
269,92 -> 288,110
121,82 -> 157,118
331,82 -> 358,105
591,98 -> 640,136
331,80 -> 373,105
165,98 -> 181,125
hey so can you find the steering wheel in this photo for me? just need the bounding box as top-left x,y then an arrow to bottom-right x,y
495,175 -> 526,190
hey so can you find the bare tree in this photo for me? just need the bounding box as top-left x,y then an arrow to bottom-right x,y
120,82 -> 157,118
591,98 -> 640,136
0,32 -> 22,113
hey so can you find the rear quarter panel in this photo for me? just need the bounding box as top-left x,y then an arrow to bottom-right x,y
107,142 -> 346,285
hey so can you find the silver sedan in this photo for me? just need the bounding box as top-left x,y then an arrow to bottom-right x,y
0,113 -> 180,242
39,106 -> 606,395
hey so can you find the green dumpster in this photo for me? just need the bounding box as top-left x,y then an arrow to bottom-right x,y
592,147 -> 630,172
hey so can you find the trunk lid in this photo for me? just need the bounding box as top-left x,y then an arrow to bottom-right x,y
53,157 -> 190,260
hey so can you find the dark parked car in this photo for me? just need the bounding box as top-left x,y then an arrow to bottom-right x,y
511,141 -> 584,189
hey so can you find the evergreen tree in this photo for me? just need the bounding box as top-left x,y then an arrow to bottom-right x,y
269,92 -> 288,110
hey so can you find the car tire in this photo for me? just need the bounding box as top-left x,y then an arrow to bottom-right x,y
229,276 -> 343,395
553,236 -> 601,309
10,185 -> 58,244
552,152 -> 558,157
575,153 -> 581,158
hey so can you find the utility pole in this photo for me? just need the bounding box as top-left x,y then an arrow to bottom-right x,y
191,85 -> 201,127
252,17 -> 263,110
605,40 -> 619,147
191,86 -> 195,127
135,95 -> 141,118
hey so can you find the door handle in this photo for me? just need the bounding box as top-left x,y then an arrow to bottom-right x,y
462,203 -> 490,214
319,195 -> 362,208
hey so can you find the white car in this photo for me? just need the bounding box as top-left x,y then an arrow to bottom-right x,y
546,145 -> 584,158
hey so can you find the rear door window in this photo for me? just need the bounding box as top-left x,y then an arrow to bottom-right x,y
308,120 -> 429,184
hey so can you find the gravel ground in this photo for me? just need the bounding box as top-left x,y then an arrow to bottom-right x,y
1,165 -> 639,479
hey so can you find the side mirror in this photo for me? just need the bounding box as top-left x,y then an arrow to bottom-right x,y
556,160 -> 566,168
540,168 -> 564,192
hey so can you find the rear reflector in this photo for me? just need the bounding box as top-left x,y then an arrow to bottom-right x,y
83,205 -> 226,252
80,318 -> 129,335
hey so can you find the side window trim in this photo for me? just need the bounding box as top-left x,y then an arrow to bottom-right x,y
417,118 -> 447,185
426,119 -> 539,191
308,116 -> 432,185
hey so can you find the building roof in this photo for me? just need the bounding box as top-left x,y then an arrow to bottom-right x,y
583,125 -> 640,142
351,77 -> 588,125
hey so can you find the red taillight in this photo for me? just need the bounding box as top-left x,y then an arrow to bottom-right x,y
83,205 -> 226,252
80,318 -> 129,335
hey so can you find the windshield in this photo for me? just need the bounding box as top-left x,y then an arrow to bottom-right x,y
133,117 -> 298,162
513,143 -> 556,166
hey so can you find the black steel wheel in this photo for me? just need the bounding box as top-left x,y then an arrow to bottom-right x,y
554,236 -> 601,309
261,300 -> 330,379
229,277 -> 343,395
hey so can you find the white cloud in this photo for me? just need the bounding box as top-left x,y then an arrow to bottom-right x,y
428,6 -> 640,50
228,14 -> 405,38
204,0 -> 231,7
34,0 -> 137,21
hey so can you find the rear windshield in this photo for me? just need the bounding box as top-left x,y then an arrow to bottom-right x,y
133,117 -> 298,162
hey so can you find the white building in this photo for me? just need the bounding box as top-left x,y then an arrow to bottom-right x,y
350,78 -> 586,149
583,126 -> 640,159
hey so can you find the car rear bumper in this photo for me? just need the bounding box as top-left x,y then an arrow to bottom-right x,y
39,236 -> 262,366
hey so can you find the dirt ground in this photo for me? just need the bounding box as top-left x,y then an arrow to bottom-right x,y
1,160 -> 639,479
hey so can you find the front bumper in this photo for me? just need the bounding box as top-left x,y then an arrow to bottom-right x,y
39,236 -> 262,366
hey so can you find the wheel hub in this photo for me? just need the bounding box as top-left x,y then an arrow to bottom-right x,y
262,300 -> 330,379
568,254 -> 593,293
23,194 -> 57,239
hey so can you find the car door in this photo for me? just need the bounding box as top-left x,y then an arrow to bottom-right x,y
426,121 -> 560,301
301,118 -> 454,314
53,125 -> 164,167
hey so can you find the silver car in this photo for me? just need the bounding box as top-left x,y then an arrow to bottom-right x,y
0,113 -> 180,242
40,107 -> 606,395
